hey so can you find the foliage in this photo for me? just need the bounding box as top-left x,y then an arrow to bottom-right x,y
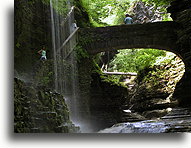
101,74 -> 127,87
42,0 -> 69,16
80,0 -> 174,26
154,52 -> 176,65
108,49 -> 166,73
80,0 -> 131,26
136,52 -> 185,94
140,67 -> 167,87
33,60 -> 54,88
142,0 -> 174,7
74,45 -> 89,62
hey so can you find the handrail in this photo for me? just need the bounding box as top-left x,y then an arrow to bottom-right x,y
57,27 -> 79,52
103,71 -> 137,76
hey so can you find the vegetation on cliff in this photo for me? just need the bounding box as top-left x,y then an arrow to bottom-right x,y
80,0 -> 173,26
14,78 -> 79,133
14,0 -> 80,133
14,0 -> 189,133
84,0 -> 179,87
108,49 -> 166,73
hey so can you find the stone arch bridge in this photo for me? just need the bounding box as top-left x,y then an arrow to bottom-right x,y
78,8 -> 191,106
79,21 -> 180,56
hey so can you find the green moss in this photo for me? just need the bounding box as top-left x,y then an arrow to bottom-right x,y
42,0 -> 69,16
33,60 -> 54,88
74,45 -> 89,62
14,78 -> 79,133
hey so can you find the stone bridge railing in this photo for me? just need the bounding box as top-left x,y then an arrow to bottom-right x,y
79,21 -> 181,56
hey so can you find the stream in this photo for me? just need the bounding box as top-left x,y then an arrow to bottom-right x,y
14,0 -> 191,133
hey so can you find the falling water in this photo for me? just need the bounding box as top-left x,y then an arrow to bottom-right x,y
49,0 -> 80,128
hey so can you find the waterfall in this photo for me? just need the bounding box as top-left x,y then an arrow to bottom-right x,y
49,0 -> 80,127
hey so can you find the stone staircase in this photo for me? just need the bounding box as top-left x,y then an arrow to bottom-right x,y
121,111 -> 146,122
120,105 -> 146,122
99,107 -> 191,133
161,107 -> 191,120
161,108 -> 191,133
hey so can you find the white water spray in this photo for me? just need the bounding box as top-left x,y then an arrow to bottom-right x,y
49,0 -> 81,130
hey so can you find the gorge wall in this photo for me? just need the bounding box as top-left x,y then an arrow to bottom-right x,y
14,0 -> 52,80
167,0 -> 191,106
14,0 -> 79,133
14,78 -> 79,133
14,0 -> 191,133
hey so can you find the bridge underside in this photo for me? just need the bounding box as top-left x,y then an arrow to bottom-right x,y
79,21 -> 181,56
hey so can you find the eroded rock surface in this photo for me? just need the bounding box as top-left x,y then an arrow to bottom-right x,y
14,78 -> 79,133
99,108 -> 191,133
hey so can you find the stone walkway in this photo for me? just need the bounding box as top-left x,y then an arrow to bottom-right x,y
99,108 -> 191,133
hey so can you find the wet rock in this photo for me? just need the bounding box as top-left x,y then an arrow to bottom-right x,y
15,0 -> 52,76
99,108 -> 191,133
142,109 -> 171,119
14,78 -> 79,133
128,55 -> 184,116
99,121 -> 168,133
167,0 -> 191,106
120,111 -> 146,122
89,73 -> 128,131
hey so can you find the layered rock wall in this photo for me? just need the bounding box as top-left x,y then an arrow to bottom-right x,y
14,78 -> 79,133
14,0 -> 52,79
89,73 -> 128,131
129,55 -> 185,119
168,0 -> 191,106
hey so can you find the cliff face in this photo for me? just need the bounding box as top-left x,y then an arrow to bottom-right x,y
14,78 -> 79,133
14,0 -> 52,79
14,0 -> 191,133
14,0 -> 80,133
167,0 -> 191,106
89,73 -> 128,131
128,54 -> 185,119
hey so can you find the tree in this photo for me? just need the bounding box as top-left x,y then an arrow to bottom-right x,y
80,0 -> 174,26
81,0 -> 130,26
108,49 -> 166,73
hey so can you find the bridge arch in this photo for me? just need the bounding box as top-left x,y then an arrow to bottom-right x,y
79,21 -> 181,57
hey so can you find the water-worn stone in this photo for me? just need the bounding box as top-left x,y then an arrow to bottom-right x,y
167,0 -> 191,106
15,0 -> 52,78
14,78 -> 79,133
125,54 -> 184,118
89,73 -> 128,131
99,108 -> 191,133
